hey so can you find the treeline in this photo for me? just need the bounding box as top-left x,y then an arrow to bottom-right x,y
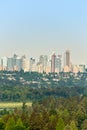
0,96 -> 87,129
0,71 -> 87,101
0,85 -> 86,102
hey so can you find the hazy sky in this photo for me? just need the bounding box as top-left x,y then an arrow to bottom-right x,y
0,0 -> 87,64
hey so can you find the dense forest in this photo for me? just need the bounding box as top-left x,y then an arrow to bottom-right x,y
0,96 -> 87,129
0,71 -> 87,101
0,71 -> 87,129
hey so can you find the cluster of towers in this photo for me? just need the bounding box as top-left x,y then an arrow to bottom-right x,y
51,50 -> 71,73
0,54 -> 29,72
51,54 -> 62,73
0,50 -> 75,73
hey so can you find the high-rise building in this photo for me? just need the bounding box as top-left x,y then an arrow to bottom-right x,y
39,55 -> 48,72
64,50 -> 70,67
51,53 -> 56,73
7,54 -> 22,71
13,54 -> 18,67
22,56 -> 29,72
45,59 -> 51,73
11,54 -> 22,71
39,55 -> 48,65
7,57 -> 14,71
15,57 -> 22,71
0,58 -> 3,71
29,58 -> 36,72
55,55 -> 62,73
2,57 -> 7,70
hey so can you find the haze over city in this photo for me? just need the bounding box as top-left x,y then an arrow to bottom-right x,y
0,0 -> 87,64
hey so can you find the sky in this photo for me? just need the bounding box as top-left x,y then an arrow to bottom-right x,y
0,0 -> 87,64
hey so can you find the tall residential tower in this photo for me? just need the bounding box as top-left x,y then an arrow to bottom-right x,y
64,50 -> 71,72
64,50 -> 70,67
51,53 -> 56,73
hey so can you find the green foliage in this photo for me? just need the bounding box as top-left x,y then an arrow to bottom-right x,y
0,120 -> 5,130
64,124 -> 72,130
1,71 -> 87,129
0,71 -> 87,102
5,117 -> 15,130
1,96 -> 87,130
56,118 -> 65,130
14,126 -> 25,130
81,119 -> 87,130
70,121 -> 78,130
16,118 -> 24,126
49,115 -> 56,130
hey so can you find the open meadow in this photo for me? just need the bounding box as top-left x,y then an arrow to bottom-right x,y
0,102 -> 32,109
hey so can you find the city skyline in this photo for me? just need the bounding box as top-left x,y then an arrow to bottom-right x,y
0,51 -> 86,74
0,0 -> 87,64
0,50 -> 86,65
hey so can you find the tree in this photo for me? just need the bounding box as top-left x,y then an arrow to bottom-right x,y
70,121 -> 78,130
56,118 -> 65,130
48,115 -> 56,130
0,120 -> 5,130
64,124 -> 72,130
81,119 -> 87,130
5,117 -> 15,130
14,118 -> 26,130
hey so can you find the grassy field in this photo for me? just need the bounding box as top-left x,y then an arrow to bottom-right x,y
0,102 -> 32,109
